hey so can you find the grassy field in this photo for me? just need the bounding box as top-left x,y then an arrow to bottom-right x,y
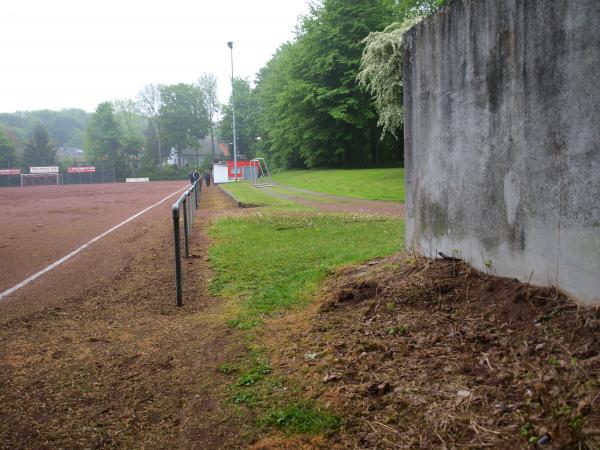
215,182 -> 403,328
270,168 -> 405,202
209,213 -> 404,329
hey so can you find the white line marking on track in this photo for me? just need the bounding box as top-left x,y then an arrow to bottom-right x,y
0,186 -> 189,301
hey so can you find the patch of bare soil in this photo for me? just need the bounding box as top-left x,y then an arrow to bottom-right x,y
0,187 -> 247,449
262,254 -> 600,449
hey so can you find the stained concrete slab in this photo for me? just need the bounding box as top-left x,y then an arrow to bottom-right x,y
403,0 -> 600,304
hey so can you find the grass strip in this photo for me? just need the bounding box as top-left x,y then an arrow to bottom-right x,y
271,168 -> 405,202
261,402 -> 341,435
208,194 -> 404,439
209,213 -> 404,328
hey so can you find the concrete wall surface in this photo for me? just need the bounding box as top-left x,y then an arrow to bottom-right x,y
403,0 -> 600,304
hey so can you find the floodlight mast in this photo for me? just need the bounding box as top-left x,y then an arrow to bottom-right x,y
227,41 -> 238,181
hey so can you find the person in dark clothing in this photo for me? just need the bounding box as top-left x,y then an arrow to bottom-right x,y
192,170 -> 200,185
204,170 -> 211,187
188,171 -> 194,184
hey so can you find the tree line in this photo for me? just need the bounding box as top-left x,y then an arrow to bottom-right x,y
0,109 -> 88,170
221,0 -> 447,170
80,74 -> 222,179
0,123 -> 62,171
0,75 -> 221,178
0,0 -> 445,176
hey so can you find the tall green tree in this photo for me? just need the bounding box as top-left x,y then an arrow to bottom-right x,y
140,121 -> 160,173
198,74 -> 220,161
114,99 -> 145,171
84,102 -> 123,178
0,129 -> 18,168
253,43 -> 307,168
22,124 -> 56,168
158,83 -> 209,166
137,83 -> 165,167
219,78 -> 258,160
358,0 -> 447,139
358,17 -> 423,139
254,0 -> 400,169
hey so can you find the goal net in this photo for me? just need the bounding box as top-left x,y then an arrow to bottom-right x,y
249,158 -> 274,188
21,173 -> 62,186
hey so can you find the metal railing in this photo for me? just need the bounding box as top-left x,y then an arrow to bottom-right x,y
172,179 -> 201,306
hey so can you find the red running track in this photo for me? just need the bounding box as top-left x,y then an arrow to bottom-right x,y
0,181 -> 189,314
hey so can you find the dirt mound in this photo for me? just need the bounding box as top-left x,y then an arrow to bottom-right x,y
269,254 -> 600,448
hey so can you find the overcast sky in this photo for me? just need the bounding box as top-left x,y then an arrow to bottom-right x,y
0,0 -> 310,113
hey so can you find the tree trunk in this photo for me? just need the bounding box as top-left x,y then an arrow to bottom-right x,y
370,125 -> 379,166
210,123 -> 216,161
156,121 -> 162,172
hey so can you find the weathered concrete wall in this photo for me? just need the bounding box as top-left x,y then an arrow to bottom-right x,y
403,0 -> 600,304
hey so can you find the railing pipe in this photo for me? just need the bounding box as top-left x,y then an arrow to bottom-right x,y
171,179 -> 201,307
183,196 -> 190,258
172,204 -> 183,307
188,191 -> 193,227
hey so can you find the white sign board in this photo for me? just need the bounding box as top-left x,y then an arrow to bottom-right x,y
213,163 -> 231,184
125,177 -> 150,183
30,166 -> 59,174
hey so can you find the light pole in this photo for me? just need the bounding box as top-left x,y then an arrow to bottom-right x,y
227,41 -> 238,181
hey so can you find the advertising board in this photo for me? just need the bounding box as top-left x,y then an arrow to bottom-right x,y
0,169 -> 21,175
30,166 -> 59,174
67,166 -> 96,173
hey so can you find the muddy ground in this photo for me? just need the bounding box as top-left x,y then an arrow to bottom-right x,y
0,181 -> 187,294
260,254 -> 600,449
2,182 -> 599,449
0,186 -> 249,449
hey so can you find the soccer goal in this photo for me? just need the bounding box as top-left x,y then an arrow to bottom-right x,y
249,158 -> 274,188
21,173 -> 62,186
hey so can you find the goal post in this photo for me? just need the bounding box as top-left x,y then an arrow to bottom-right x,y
249,158 -> 274,188
20,173 -> 62,187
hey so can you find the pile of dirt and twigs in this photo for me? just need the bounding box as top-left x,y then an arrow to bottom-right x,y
270,254 -> 600,449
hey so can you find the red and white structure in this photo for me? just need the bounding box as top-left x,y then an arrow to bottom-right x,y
67,166 -> 96,173
213,160 -> 259,184
212,159 -> 273,186
0,168 -> 21,176
21,166 -> 61,186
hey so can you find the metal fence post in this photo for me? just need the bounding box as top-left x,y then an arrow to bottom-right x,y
170,181 -> 203,307
188,191 -> 193,227
182,196 -> 190,258
172,204 -> 183,307
191,189 -> 195,222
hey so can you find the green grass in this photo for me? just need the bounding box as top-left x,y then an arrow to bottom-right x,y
211,180 -> 405,439
261,402 -> 341,435
220,181 -> 310,210
209,214 -> 404,328
236,360 -> 272,386
271,168 -> 405,202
